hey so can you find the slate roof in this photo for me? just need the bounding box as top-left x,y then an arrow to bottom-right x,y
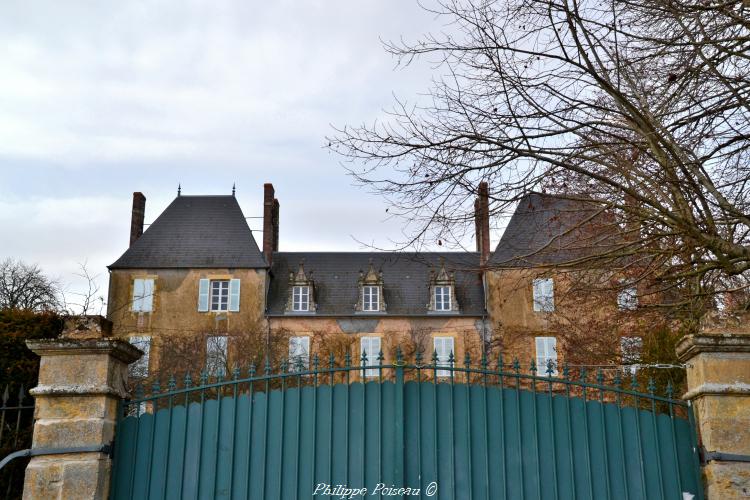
267,252 -> 485,316
109,195 -> 267,269
489,192 -> 618,267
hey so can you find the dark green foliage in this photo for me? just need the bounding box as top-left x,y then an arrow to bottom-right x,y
0,309 -> 62,498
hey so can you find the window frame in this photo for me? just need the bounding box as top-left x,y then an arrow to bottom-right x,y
289,336 -> 311,371
205,335 -> 228,378
210,280 -> 230,312
617,286 -> 638,311
132,278 -> 154,313
532,278 -> 555,312
362,285 -> 380,312
434,286 -> 452,311
360,336 -> 382,378
292,285 -> 310,312
433,336 -> 455,377
535,336 -> 558,375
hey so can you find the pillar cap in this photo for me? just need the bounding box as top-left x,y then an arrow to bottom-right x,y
26,338 -> 142,364
676,333 -> 750,362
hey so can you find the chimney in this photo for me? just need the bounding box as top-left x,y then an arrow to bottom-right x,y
130,192 -> 146,246
475,182 -> 490,265
263,183 -> 279,265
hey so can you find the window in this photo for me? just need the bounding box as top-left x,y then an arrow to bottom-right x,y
532,278 -> 555,312
621,337 -> 643,374
434,286 -> 451,311
206,336 -> 228,378
128,336 -> 151,378
211,280 -> 229,311
535,337 -> 558,375
198,279 -> 240,312
433,337 -> 455,377
362,286 -> 380,312
360,337 -> 382,378
132,278 -> 154,312
617,286 -> 638,311
292,286 -> 310,312
289,336 -> 310,371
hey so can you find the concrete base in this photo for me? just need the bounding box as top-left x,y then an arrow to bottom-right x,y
24,453 -> 111,500
703,462 -> 750,499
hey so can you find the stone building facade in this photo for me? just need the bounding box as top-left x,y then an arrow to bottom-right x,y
107,184 -> 645,378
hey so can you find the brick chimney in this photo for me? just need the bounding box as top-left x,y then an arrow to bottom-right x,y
263,183 -> 279,265
475,182 -> 490,265
130,192 -> 146,246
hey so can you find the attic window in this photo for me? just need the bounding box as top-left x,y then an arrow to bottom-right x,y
356,260 -> 386,313
362,286 -> 380,312
435,286 -> 451,311
429,259 -> 459,313
293,286 -> 310,311
286,262 -> 316,314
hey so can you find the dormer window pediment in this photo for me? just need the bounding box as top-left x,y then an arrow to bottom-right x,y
428,259 -> 460,313
356,260 -> 386,313
286,261 -> 317,313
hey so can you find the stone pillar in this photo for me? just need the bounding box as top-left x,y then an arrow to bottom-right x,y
22,316 -> 142,500
676,312 -> 750,499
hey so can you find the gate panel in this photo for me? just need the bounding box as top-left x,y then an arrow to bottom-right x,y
111,361 -> 703,499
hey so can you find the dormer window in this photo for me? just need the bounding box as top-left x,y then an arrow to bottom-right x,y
434,286 -> 451,311
286,261 -> 316,313
293,285 -> 310,311
362,286 -> 380,311
429,259 -> 459,313
356,260 -> 386,313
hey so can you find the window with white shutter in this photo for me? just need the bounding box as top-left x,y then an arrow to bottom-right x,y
433,336 -> 455,377
132,278 -> 154,312
532,278 -> 555,312
128,336 -> 151,378
206,336 -> 228,378
535,336 -> 558,375
289,336 -> 310,371
360,337 -> 382,378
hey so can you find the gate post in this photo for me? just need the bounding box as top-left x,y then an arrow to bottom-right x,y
22,316 -> 141,499
676,312 -> 750,499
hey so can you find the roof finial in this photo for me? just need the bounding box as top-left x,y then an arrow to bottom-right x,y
177,183 -> 181,197
232,183 -> 236,196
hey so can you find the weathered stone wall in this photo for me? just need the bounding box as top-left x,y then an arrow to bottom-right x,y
676,312 -> 750,499
23,317 -> 142,499
107,268 -> 267,372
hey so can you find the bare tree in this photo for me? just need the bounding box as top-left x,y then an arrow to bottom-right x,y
60,261 -> 106,316
330,0 -> 750,312
0,258 -> 60,311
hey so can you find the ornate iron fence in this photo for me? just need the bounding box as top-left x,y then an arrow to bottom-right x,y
111,350 -> 703,499
0,384 -> 34,499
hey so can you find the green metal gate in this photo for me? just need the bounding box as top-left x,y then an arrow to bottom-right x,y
110,352 -> 703,499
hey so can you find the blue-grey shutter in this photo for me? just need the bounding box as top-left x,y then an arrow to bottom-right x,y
198,279 -> 210,312
142,279 -> 154,312
229,279 -> 241,312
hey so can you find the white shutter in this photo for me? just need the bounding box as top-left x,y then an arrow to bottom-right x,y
229,279 -> 241,312
289,336 -> 310,370
535,337 -> 558,375
360,337 -> 381,377
434,337 -> 454,377
198,279 -> 210,312
142,279 -> 154,312
533,278 -> 554,312
545,279 -> 554,311
132,279 -> 145,312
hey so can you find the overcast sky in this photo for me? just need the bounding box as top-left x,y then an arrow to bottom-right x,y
0,1 -> 504,311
